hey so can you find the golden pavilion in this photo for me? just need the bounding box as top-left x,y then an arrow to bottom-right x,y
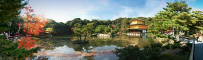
127,19 -> 147,36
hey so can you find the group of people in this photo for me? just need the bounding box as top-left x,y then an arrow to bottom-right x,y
0,32 -> 19,40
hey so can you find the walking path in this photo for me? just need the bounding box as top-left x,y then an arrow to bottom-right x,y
194,40 -> 203,60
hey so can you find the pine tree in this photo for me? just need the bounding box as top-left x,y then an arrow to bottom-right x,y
192,11 -> 203,32
0,0 -> 27,31
148,1 -> 193,35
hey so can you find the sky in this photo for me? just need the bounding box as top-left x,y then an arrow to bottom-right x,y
24,0 -> 203,22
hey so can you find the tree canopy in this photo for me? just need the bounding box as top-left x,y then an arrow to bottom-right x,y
0,0 -> 27,31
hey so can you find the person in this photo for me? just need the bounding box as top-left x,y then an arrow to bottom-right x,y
15,32 -> 19,39
12,32 -> 15,40
4,32 -> 8,40
198,32 -> 202,42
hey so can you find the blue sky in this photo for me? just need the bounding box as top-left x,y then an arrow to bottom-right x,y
26,0 -> 203,22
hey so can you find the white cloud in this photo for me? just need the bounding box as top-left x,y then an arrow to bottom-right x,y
112,6 -> 133,19
132,0 -> 167,18
26,0 -> 100,22
112,0 -> 167,19
114,0 -> 168,19
191,7 -> 203,11
97,0 -> 109,6
187,0 -> 196,2
24,0 -> 179,22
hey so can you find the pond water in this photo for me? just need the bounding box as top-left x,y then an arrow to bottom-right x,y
29,35 -> 154,60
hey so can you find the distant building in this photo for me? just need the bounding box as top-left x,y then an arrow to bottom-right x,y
97,33 -> 111,37
127,19 -> 147,36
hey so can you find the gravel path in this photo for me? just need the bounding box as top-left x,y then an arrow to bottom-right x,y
194,40 -> 203,60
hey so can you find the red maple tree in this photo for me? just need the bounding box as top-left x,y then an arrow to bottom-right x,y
17,6 -> 47,49
22,6 -> 47,36
18,36 -> 36,49
112,25 -> 116,28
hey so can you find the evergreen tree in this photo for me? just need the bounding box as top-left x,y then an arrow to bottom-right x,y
0,0 -> 27,31
148,1 -> 193,36
121,18 -> 129,33
192,11 -> 203,32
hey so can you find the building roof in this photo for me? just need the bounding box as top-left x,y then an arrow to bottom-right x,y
130,19 -> 145,22
130,24 -> 147,26
129,23 -> 146,25
127,28 -> 147,29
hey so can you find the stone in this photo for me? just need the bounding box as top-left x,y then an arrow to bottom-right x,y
162,43 -> 168,46
198,36 -> 203,42
168,40 -> 174,44
180,41 -> 186,47
156,38 -> 166,43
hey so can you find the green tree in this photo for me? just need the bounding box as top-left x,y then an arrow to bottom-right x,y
104,26 -> 111,33
114,43 -> 163,60
82,23 -> 94,38
148,1 -> 193,36
172,12 -> 198,34
0,39 -> 39,60
74,23 -> 82,29
192,11 -> 203,32
0,0 -> 27,23
95,25 -> 105,33
111,28 -> 117,34
73,23 -> 82,40
12,16 -> 24,33
162,1 -> 192,35
91,19 -> 100,28
52,22 -> 70,35
121,18 -> 129,33
148,11 -> 174,34
82,19 -> 90,25
0,0 -> 27,31
163,1 -> 191,13
69,18 -> 82,27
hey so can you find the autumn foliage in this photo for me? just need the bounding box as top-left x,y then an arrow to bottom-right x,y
112,25 -> 116,28
17,6 -> 47,50
18,36 -> 36,49
22,6 -> 47,36
121,27 -> 125,31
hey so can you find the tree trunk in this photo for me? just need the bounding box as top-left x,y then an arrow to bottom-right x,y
177,27 -> 179,41
17,22 -> 21,33
187,31 -> 189,36
49,32 -> 52,40
17,25 -> 21,33
50,32 -> 52,37
79,35 -> 81,41
84,32 -> 87,41
84,35 -> 87,41
172,27 -> 175,37
26,19 -> 28,37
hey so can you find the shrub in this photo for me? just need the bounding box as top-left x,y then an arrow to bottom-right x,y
114,43 -> 164,60
114,45 -> 146,60
168,36 -> 175,40
162,40 -> 181,49
143,43 -> 164,59
18,36 -> 36,49
0,37 -> 39,60
155,34 -> 168,38
0,35 -> 5,39
181,43 -> 192,51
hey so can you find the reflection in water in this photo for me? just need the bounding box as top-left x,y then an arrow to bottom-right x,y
33,45 -> 118,60
36,45 -> 83,60
114,43 -> 163,60
30,36 -> 153,60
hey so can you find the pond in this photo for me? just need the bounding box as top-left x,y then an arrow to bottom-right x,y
29,35 -> 154,60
